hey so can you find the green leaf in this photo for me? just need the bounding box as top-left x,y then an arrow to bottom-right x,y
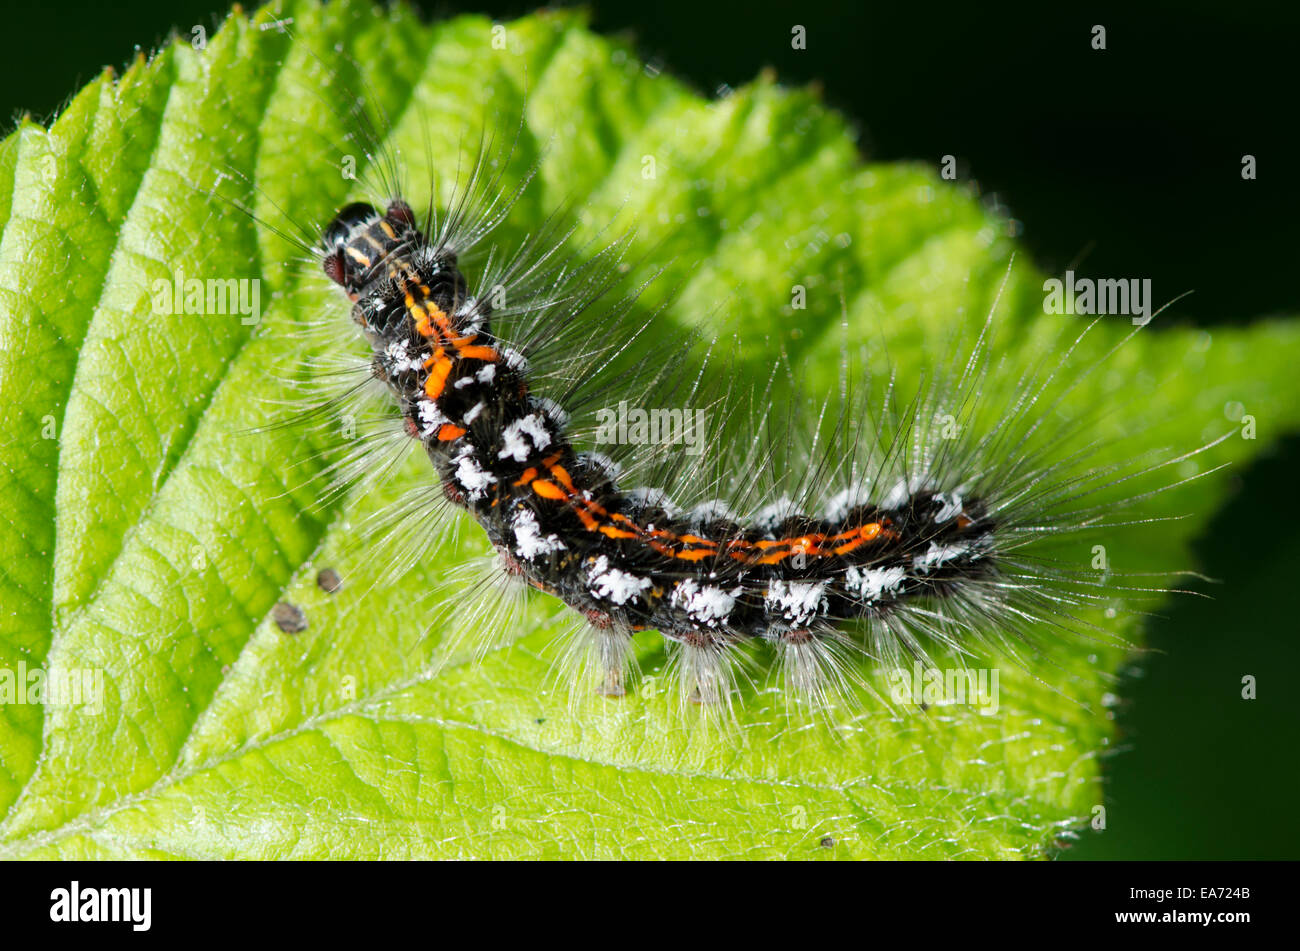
1,0 -> 1297,859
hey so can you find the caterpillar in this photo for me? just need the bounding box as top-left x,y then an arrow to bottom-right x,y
322,194 -> 999,698
234,18 -> 1224,719
305,190 -> 1207,713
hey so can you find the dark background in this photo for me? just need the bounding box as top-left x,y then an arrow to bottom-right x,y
4,0 -> 1296,859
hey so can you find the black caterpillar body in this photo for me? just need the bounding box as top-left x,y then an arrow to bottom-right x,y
322,198 -> 1003,697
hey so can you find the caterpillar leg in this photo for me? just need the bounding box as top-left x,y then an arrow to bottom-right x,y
560,620 -> 636,703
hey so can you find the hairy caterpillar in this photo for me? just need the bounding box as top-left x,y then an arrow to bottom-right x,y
297,193 -> 1217,714
322,192 -> 1017,700
238,19 -> 1224,720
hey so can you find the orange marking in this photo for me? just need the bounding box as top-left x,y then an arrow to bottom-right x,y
424,352 -> 452,399
672,548 -> 715,562
677,534 -> 714,546
548,464 -> 577,492
531,480 -> 567,501
515,445 -> 896,567
407,287 -> 452,339
437,424 -> 466,441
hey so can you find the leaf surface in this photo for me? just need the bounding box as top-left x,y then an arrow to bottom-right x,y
0,0 -> 1296,859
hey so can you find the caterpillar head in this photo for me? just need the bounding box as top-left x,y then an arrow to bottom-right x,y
320,199 -> 419,300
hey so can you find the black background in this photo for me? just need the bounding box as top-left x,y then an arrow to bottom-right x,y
2,0 -> 1296,860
